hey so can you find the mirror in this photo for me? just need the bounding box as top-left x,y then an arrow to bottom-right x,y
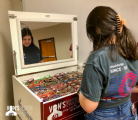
20,21 -> 72,65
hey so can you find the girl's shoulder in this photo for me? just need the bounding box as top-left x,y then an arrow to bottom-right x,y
86,46 -> 110,64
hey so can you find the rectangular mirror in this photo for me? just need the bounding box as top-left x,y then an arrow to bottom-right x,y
9,11 -> 78,75
21,22 -> 72,65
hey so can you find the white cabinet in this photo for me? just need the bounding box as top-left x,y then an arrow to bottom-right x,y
12,66 -> 85,120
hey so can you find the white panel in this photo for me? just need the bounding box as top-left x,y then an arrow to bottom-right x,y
12,76 -> 41,120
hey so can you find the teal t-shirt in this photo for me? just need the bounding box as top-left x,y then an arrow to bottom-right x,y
23,45 -> 43,65
80,45 -> 138,109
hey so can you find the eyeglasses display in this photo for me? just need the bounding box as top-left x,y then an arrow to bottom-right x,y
22,71 -> 82,102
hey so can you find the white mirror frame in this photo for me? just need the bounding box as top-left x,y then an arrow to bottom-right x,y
8,11 -> 78,75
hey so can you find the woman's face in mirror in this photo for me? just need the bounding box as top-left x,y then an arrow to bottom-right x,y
22,35 -> 32,47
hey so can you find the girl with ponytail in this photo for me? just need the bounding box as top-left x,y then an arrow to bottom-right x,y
78,6 -> 138,120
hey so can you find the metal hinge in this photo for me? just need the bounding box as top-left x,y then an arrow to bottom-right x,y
76,45 -> 79,60
73,17 -> 77,21
9,14 -> 16,19
13,50 -> 18,77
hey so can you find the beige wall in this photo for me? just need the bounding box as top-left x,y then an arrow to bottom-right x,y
11,0 -> 23,11
0,0 -> 23,120
24,0 -> 138,65
32,23 -> 72,60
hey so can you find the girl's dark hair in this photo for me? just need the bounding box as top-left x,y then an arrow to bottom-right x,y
21,27 -> 34,46
86,6 -> 138,61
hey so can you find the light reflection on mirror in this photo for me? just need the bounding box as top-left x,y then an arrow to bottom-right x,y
20,22 -> 72,65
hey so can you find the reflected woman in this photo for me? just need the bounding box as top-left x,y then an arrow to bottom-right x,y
21,27 -> 43,65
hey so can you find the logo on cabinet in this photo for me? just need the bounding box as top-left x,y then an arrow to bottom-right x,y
48,104 -> 63,120
5,106 -> 19,116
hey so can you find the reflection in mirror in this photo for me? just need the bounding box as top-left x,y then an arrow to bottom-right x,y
20,22 -> 72,65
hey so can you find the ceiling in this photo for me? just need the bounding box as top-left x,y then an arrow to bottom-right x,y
21,21 -> 61,30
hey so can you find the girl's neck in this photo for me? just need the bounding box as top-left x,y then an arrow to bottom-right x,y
109,35 -> 116,44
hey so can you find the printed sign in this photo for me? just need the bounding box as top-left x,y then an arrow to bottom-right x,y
43,94 -> 85,120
